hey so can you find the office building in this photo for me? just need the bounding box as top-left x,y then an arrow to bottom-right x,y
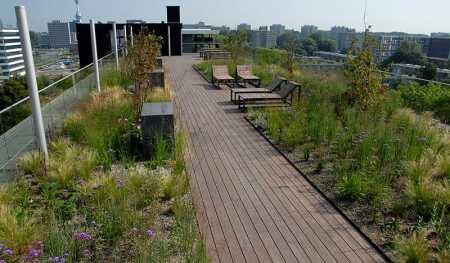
270,24 -> 286,37
237,23 -> 251,31
428,38 -> 450,59
0,29 -> 25,81
48,20 -> 72,48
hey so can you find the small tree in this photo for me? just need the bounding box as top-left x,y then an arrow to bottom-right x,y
124,30 -> 162,118
345,30 -> 384,110
281,33 -> 301,77
420,62 -> 437,80
224,30 -> 248,65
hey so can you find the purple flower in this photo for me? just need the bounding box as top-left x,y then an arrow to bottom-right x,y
146,229 -> 156,238
83,249 -> 92,258
0,259 -> 5,263
74,232 -> 92,241
4,248 -> 13,255
116,179 -> 125,188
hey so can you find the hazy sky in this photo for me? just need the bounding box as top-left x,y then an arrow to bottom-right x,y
0,0 -> 449,34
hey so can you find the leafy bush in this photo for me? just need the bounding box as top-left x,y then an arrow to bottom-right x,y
336,173 -> 367,201
399,82 -> 450,123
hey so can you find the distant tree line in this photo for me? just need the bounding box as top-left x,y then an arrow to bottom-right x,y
277,31 -> 337,56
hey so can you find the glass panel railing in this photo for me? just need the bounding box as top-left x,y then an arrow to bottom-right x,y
0,52 -> 116,182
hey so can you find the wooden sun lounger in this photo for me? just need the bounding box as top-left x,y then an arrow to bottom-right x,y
212,65 -> 234,88
237,65 -> 261,87
230,77 -> 286,102
237,81 -> 299,110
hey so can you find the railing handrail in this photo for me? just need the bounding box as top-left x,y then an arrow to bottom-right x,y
0,51 -> 115,115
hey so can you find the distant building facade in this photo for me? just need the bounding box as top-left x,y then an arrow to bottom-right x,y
392,63 -> 450,82
301,25 -> 318,36
37,32 -> 50,49
374,35 -> 430,61
182,28 -> 219,53
0,29 -> 25,81
237,23 -> 251,31
270,24 -> 285,37
337,32 -> 363,52
48,20 -> 72,48
250,29 -> 276,48
330,26 -> 355,41
430,32 -> 450,38
428,38 -> 450,59
126,19 -> 147,24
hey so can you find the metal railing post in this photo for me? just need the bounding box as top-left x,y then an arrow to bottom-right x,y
15,6 -> 48,161
168,25 -> 172,56
90,20 -> 101,92
112,22 -> 119,70
123,25 -> 128,56
130,26 -> 134,47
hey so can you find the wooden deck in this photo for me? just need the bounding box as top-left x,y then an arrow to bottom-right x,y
166,55 -> 385,263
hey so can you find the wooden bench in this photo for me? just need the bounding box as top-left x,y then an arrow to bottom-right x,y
237,65 -> 261,87
212,65 -> 234,88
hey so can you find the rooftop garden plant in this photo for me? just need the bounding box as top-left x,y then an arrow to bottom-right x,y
241,32 -> 450,261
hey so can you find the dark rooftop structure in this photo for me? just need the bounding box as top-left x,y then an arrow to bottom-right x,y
76,6 -> 182,67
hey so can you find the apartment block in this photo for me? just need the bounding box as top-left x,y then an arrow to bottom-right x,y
0,29 -> 25,81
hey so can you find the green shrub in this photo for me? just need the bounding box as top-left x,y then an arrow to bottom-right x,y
336,173 -> 367,201
397,230 -> 432,263
17,151 -> 44,177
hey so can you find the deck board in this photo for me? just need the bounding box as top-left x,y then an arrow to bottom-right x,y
166,55 -> 386,263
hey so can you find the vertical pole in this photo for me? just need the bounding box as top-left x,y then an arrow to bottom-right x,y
15,6 -> 48,161
123,25 -> 128,56
90,20 -> 101,92
168,25 -> 171,56
130,26 -> 134,47
112,22 -> 119,70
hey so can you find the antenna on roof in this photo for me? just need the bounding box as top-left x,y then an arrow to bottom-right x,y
74,0 -> 82,22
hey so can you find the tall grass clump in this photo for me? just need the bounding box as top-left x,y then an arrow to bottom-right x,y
63,87 -> 138,168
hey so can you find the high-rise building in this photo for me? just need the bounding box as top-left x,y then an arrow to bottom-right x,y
48,20 -> 72,48
0,28 -> 25,81
270,24 -> 285,37
259,26 -> 268,31
301,25 -> 318,36
237,23 -> 251,31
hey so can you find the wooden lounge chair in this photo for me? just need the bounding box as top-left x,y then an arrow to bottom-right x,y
212,65 -> 234,88
230,77 -> 286,103
237,65 -> 261,87
237,81 -> 299,111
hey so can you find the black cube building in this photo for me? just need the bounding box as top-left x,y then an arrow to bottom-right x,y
76,6 -> 182,67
